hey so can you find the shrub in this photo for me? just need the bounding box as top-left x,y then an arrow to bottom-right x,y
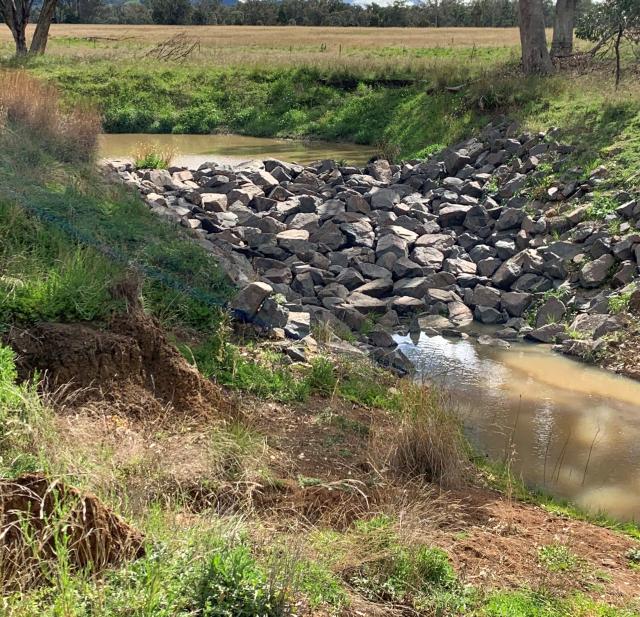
0,71 -> 100,163
133,142 -> 177,169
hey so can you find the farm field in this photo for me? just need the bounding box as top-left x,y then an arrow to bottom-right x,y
0,25 -> 531,77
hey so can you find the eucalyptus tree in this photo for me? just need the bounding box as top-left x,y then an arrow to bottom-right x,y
577,0 -> 640,85
519,0 -> 554,74
551,0 -> 577,57
1,0 -> 57,55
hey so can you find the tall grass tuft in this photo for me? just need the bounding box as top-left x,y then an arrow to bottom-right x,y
378,383 -> 467,488
0,70 -> 101,163
133,142 -> 177,169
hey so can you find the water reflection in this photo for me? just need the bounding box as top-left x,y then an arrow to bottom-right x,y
396,332 -> 640,521
99,133 -> 375,167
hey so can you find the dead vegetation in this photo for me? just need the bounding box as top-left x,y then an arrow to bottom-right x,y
0,71 -> 100,162
144,33 -> 200,62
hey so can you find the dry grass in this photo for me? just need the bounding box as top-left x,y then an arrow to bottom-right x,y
0,71 -> 100,162
0,24 -> 531,76
373,382 -> 467,488
2,24 -> 529,49
47,409 -> 273,517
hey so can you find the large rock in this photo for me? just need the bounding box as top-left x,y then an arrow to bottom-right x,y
526,323 -> 565,343
393,277 -> 429,299
411,246 -> 445,269
376,234 -> 408,259
471,285 -> 501,308
501,291 -> 533,317
285,311 -> 311,340
228,185 -> 264,206
443,258 -> 477,277
535,296 -> 566,327
353,278 -> 394,298
438,204 -> 471,227
346,292 -> 389,314
579,254 -> 615,288
231,282 -> 273,319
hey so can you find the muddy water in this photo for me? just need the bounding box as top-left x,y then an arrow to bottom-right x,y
396,333 -> 640,521
98,133 -> 375,167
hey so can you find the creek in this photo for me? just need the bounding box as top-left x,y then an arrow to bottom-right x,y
397,332 -> 640,521
98,133 -> 375,166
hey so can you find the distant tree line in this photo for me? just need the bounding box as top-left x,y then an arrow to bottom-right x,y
50,0 -> 593,28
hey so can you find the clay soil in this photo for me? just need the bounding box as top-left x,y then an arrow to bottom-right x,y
6,310 -> 226,419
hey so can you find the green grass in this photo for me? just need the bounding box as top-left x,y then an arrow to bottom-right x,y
609,286 -> 636,314
0,123 -> 232,333
0,344 -> 54,477
14,55 -> 638,174
481,589 -> 639,617
0,204 -> 123,327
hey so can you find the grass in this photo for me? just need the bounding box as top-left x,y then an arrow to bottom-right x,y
0,344 -> 55,477
132,142 -> 176,169
0,24 -> 527,77
0,72 -> 232,333
609,286 -> 636,314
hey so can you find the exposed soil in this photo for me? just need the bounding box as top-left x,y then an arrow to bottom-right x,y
6,310 -> 225,419
0,473 -> 144,591
242,394 -> 640,606
5,317 -> 639,607
601,311 -> 640,381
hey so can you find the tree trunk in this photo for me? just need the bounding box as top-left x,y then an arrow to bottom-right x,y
550,0 -> 576,58
29,0 -> 57,54
2,0 -> 31,55
519,0 -> 553,74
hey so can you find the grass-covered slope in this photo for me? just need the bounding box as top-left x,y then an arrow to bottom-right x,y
12,49 -> 637,184
0,74 -> 232,334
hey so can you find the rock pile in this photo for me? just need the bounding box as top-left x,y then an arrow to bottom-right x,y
108,120 -> 639,370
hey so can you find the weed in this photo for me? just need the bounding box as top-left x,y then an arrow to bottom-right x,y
586,194 -> 619,220
133,142 -> 177,169
627,547 -> 640,569
609,287 -> 635,314
198,541 -> 293,616
307,357 -> 337,396
538,543 -> 580,573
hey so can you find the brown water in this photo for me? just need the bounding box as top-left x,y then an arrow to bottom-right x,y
396,333 -> 640,521
98,133 -> 375,167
